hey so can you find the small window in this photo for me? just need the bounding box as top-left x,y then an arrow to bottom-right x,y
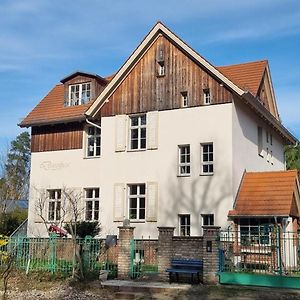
203,89 -> 211,105
157,62 -> 165,76
270,150 -> 274,165
257,126 -> 263,157
201,143 -> 214,175
128,184 -> 146,221
266,147 -> 270,163
178,145 -> 190,176
179,214 -> 190,236
270,134 -> 273,145
85,188 -> 100,221
47,189 -> 61,221
202,214 -> 214,226
266,131 -> 269,143
68,82 -> 91,106
86,126 -> 101,157
181,92 -> 188,107
129,115 -> 147,150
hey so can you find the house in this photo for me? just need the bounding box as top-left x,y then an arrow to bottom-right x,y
19,22 -> 299,238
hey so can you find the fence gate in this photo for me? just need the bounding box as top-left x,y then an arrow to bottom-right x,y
218,226 -> 300,289
129,238 -> 158,279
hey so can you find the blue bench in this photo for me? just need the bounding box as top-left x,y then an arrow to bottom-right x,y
166,259 -> 203,283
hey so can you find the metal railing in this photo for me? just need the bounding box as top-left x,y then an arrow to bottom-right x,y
219,227 -> 300,276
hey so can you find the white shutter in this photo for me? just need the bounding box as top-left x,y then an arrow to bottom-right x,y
146,182 -> 158,222
113,183 -> 125,221
115,115 -> 127,152
147,111 -> 159,150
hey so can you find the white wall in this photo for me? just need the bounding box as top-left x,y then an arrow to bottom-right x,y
232,97 -> 285,199
28,104 -> 234,238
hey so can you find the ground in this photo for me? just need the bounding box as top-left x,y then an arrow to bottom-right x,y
1,272 -> 300,299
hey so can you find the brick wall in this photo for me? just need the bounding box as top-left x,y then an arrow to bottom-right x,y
172,236 -> 203,259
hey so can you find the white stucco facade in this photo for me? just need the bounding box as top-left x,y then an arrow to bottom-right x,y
27,101 -> 286,238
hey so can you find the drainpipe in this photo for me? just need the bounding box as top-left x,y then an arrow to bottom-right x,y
85,118 -> 101,130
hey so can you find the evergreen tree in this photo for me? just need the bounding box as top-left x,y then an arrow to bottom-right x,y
285,144 -> 300,171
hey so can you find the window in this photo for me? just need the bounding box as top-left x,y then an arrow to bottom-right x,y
257,126 -> 263,156
270,150 -> 274,165
203,89 -> 211,105
129,115 -> 146,150
128,184 -> 146,221
157,62 -> 165,76
266,147 -> 270,163
266,131 -> 269,143
181,92 -> 188,107
48,189 -> 61,221
68,82 -> 91,106
85,188 -> 100,221
178,145 -> 190,176
86,126 -> 101,157
202,214 -> 214,226
240,218 -> 271,245
270,134 -> 273,145
179,214 -> 190,236
201,143 -> 214,175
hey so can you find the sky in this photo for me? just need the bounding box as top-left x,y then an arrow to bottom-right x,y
0,0 -> 300,153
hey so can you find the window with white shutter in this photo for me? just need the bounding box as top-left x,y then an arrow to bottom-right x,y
147,111 -> 159,150
113,183 -> 125,221
146,182 -> 158,222
115,115 -> 127,152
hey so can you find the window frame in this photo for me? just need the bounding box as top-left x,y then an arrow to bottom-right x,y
203,88 -> 211,105
157,62 -> 165,77
47,189 -> 62,222
85,126 -> 101,158
257,126 -> 264,157
179,214 -> 191,236
68,82 -> 91,106
84,188 -> 100,221
200,143 -> 214,175
129,114 -> 147,151
181,92 -> 188,108
128,184 -> 146,222
202,214 -> 214,226
178,144 -> 191,176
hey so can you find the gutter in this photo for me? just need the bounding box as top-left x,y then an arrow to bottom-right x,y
242,92 -> 298,145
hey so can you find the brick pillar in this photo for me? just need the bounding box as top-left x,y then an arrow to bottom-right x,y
117,226 -> 135,279
202,226 -> 220,284
157,227 -> 175,280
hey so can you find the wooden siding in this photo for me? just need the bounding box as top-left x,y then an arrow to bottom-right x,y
100,35 -> 232,117
31,122 -> 83,152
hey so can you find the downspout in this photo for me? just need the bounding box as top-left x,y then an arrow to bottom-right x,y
85,118 -> 101,130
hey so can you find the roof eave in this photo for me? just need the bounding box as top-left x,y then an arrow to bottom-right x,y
19,115 -> 85,128
242,92 -> 298,145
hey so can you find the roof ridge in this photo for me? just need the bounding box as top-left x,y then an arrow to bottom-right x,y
217,59 -> 268,69
246,170 -> 298,174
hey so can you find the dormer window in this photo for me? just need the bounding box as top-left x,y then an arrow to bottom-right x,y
203,88 -> 211,105
68,82 -> 91,106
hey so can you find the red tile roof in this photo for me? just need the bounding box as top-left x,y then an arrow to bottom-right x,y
20,60 -> 267,127
217,60 -> 267,96
229,170 -> 300,218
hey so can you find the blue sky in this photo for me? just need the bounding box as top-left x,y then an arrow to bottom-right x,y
1,0 -> 300,152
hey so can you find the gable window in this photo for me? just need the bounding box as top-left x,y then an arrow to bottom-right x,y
257,126 -> 263,156
157,62 -> 165,76
178,145 -> 191,176
201,143 -> 214,175
86,126 -> 101,157
203,88 -> 211,105
202,214 -> 214,226
128,184 -> 145,221
181,92 -> 188,107
85,188 -> 100,221
129,115 -> 146,150
48,189 -> 61,221
68,82 -> 91,106
179,214 -> 190,236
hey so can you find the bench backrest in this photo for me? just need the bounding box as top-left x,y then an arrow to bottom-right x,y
171,259 -> 203,268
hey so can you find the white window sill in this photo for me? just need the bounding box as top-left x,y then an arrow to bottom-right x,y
84,155 -> 101,159
129,220 -> 146,223
127,149 -> 147,153
177,174 -> 191,177
200,173 -> 214,176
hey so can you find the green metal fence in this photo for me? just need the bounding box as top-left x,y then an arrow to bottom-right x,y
130,238 -> 158,279
219,226 -> 300,288
0,235 -> 117,278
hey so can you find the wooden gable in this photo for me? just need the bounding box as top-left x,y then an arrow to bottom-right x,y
257,69 -> 279,120
99,35 -> 232,117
